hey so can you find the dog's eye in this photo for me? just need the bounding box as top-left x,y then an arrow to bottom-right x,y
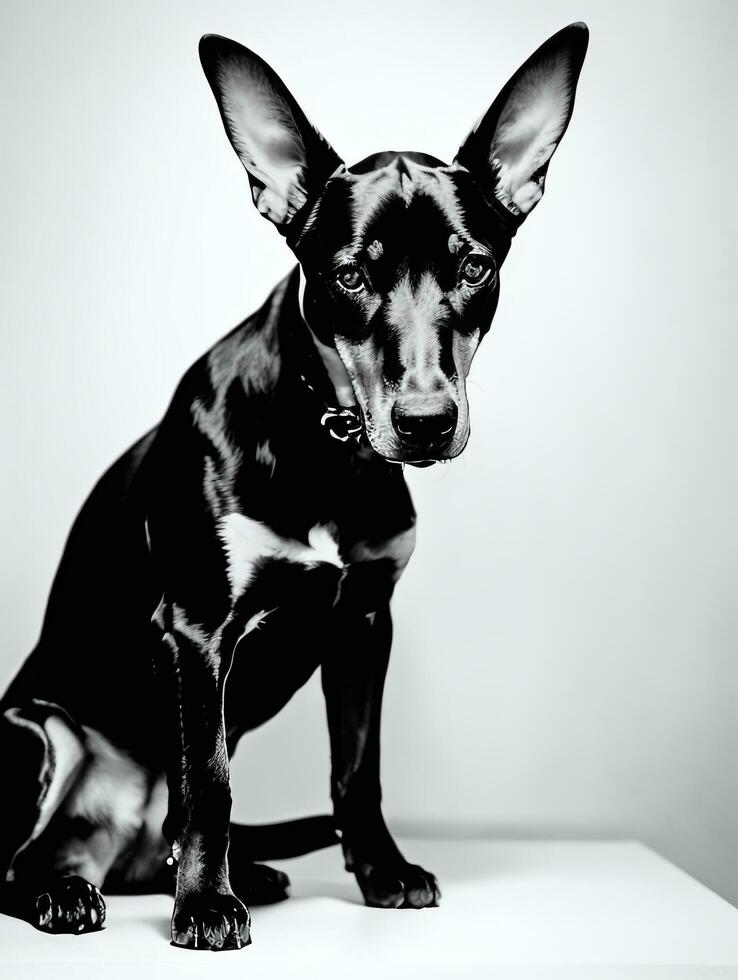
460,255 -> 494,287
335,266 -> 365,292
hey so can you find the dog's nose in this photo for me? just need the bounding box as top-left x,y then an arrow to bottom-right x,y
391,403 -> 458,452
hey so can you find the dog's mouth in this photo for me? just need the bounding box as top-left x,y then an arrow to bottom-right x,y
380,446 -> 462,467
386,456 -> 447,467
379,424 -> 471,466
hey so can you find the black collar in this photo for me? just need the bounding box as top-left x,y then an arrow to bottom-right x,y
281,271 -> 365,446
299,372 -> 364,444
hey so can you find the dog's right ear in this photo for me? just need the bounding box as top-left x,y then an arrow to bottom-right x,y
199,35 -> 344,229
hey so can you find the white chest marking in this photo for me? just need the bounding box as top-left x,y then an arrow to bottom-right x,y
219,513 -> 343,599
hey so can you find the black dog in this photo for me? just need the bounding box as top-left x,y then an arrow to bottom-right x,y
0,24 -> 588,950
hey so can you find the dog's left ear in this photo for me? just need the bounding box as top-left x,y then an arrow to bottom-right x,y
455,23 -> 588,218
199,35 -> 344,229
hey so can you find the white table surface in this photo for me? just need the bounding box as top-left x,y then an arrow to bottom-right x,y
1,840 -> 737,979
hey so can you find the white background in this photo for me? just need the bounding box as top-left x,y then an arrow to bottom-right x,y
1,0 -> 736,908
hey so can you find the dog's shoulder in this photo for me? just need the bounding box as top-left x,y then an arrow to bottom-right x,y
179,270 -> 295,406
156,268 -> 298,449
205,269 -> 294,399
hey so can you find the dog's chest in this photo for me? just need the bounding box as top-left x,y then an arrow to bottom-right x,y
218,512 -> 414,601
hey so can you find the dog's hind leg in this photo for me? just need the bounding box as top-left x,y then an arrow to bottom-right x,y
0,701 -> 106,933
0,701 -> 87,878
0,873 -> 106,935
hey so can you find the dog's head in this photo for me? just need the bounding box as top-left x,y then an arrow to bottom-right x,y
200,25 -> 588,464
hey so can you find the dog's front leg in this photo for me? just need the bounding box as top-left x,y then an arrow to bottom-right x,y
322,596 -> 440,909
156,603 -> 251,951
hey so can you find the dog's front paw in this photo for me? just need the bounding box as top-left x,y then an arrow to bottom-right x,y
171,892 -> 251,951
34,875 -> 106,934
354,861 -> 441,909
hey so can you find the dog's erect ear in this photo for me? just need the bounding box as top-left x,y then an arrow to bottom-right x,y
455,23 -> 588,218
199,35 -> 343,228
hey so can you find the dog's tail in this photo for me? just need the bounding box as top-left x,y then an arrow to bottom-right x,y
229,814 -> 339,861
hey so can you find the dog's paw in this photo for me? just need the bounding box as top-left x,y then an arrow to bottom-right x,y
354,861 -> 441,909
229,862 -> 290,906
171,892 -> 251,951
34,875 -> 106,934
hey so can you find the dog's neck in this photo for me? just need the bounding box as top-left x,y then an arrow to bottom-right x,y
297,267 -> 357,409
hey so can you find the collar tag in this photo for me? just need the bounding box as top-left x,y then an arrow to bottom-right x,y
320,406 -> 363,443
